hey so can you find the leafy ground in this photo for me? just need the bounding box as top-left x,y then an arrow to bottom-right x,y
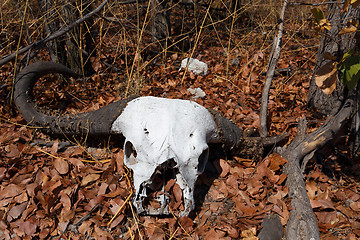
1,0 -> 360,239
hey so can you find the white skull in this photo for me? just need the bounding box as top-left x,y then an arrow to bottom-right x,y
111,96 -> 218,216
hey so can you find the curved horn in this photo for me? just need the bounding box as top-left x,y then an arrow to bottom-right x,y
208,108 -> 287,151
208,112 -> 257,158
207,108 -> 243,149
14,62 -> 136,137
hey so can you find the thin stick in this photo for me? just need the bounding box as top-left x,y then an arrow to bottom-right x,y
107,191 -> 133,227
67,203 -> 101,232
259,0 -> 288,137
289,1 -> 339,6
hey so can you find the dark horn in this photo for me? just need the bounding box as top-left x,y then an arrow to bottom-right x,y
14,62 -> 136,137
207,108 -> 243,149
208,108 -> 287,151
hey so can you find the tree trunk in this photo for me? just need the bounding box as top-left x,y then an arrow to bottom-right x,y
150,0 -> 171,46
307,1 -> 360,115
280,2 -> 360,237
40,0 -> 67,65
39,0 -> 95,75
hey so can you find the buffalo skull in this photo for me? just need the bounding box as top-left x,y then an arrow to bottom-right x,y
14,62 -> 279,216
111,96 -> 218,215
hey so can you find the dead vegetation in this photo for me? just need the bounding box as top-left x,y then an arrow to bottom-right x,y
0,0 -> 360,239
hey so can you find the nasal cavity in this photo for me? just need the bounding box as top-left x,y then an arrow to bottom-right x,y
197,148 -> 209,173
125,141 -> 137,165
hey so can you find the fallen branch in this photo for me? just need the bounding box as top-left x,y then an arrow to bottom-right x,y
259,0 -> 288,137
277,91 -> 355,240
0,0 -> 108,67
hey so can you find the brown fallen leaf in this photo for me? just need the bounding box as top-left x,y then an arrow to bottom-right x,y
204,228 -> 227,240
60,209 -> 75,222
306,181 -> 319,200
0,183 -> 23,199
78,220 -> 92,235
315,211 -> 337,226
310,199 -> 335,210
93,225 -> 113,239
350,201 -> 360,212
7,202 -> 28,222
60,191 -> 72,211
0,167 -> 7,181
240,227 -> 257,239
336,205 -> 353,218
50,140 -> 59,154
173,183 -> 183,203
218,224 -> 239,238
14,192 -> 28,204
219,159 -> 230,178
178,216 -> 193,233
143,219 -> 166,240
53,157 -> 69,175
164,178 -> 176,192
314,61 -> 337,95
267,153 -> 288,171
13,220 -> 38,236
81,174 -> 100,186
109,198 -> 125,215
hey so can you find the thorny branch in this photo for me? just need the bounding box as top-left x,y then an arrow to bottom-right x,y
0,0 -> 108,67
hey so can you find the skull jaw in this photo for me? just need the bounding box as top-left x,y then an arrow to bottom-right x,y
133,200 -> 194,216
133,181 -> 194,216
133,191 -> 171,216
132,159 -> 196,216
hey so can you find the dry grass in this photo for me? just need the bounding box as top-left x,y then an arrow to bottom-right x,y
0,0 -> 318,93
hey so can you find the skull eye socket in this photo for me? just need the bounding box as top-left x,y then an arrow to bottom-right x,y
197,148 -> 209,173
125,141 -> 137,165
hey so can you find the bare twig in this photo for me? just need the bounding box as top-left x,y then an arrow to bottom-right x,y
289,1 -> 340,6
101,16 -> 152,36
260,0 -> 288,137
0,0 -> 108,67
117,0 -> 147,4
0,84 -> 9,90
67,203 -> 101,233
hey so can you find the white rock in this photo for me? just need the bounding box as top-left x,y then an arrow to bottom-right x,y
180,58 -> 208,75
187,87 -> 206,99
